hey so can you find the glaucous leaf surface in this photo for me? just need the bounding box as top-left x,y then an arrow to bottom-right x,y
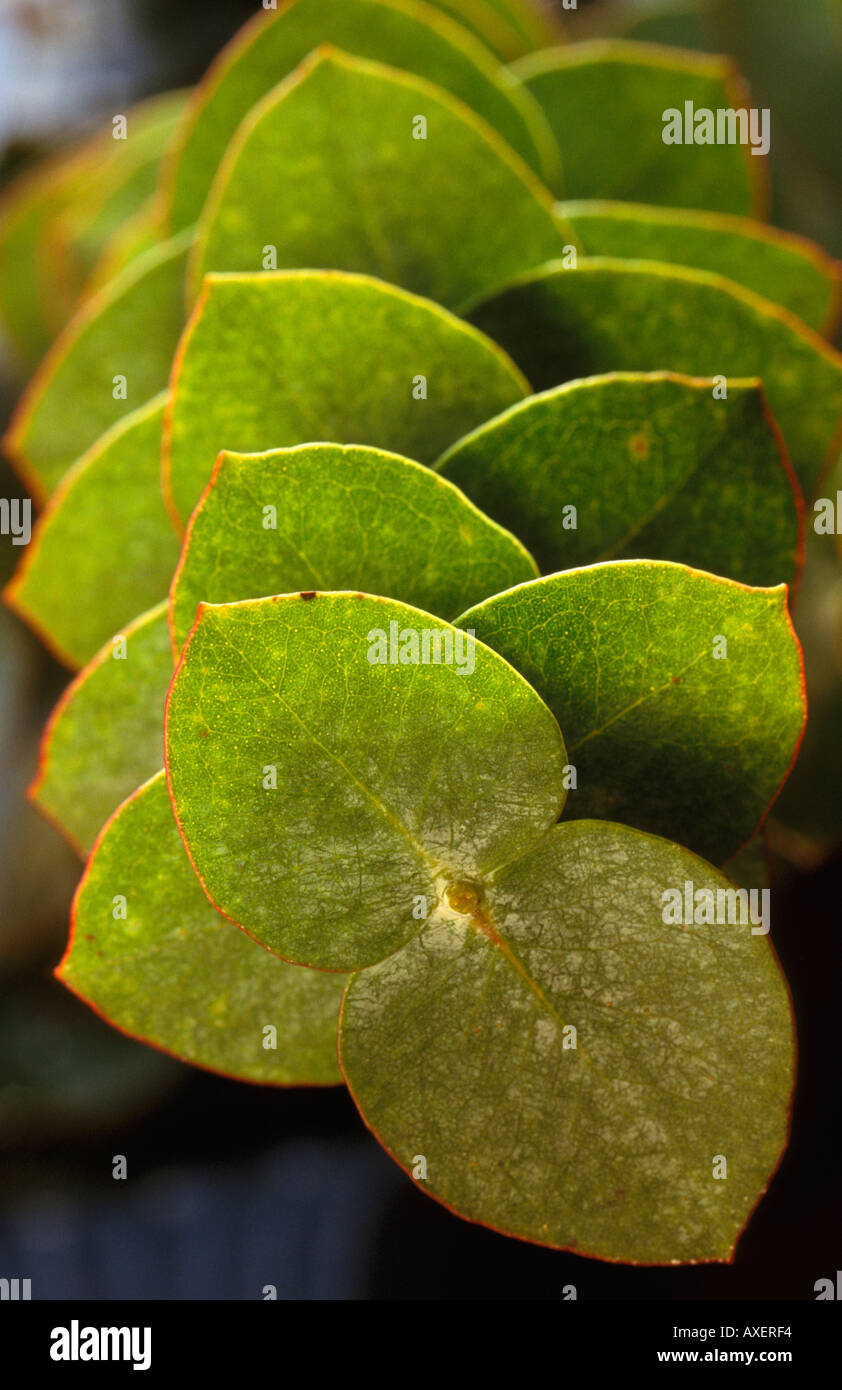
4,234 -> 190,500
30,604 -> 173,857
163,0 -> 559,229
165,593 -> 566,970
163,270 -> 528,527
190,49 -> 564,312
340,818 -> 793,1262
437,373 -> 801,584
561,200 -> 842,336
456,561 -> 806,865
512,39 -> 763,210
4,398 -> 179,668
60,773 -> 346,1085
468,257 -> 842,497
170,442 -> 538,651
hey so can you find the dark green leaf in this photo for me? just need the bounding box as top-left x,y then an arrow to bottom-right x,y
437,372 -> 801,584
468,257 -> 842,497
4,234 -> 190,500
561,199 -> 842,336
456,561 -> 805,864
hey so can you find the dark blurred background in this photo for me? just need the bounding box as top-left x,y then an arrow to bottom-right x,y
0,0 -> 839,1300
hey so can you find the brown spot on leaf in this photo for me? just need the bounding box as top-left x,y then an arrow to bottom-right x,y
299,590 -> 317,600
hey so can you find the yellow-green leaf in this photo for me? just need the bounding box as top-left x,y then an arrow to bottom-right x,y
4,234 -> 191,500
437,372 -> 802,584
170,442 -> 537,651
164,270 -> 529,528
4,398 -> 179,668
512,38 -> 765,209
60,772 -> 346,1085
163,0 -> 559,229
30,603 -> 173,856
190,48 -> 564,312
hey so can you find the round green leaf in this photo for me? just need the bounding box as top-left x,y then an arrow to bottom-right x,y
170,442 -> 538,651
163,270 -> 529,528
437,373 -> 801,585
4,233 -> 191,500
30,603 -> 173,857
165,593 -> 566,970
0,154 -> 84,370
60,772 -> 346,1085
340,818 -> 794,1262
163,0 -> 559,230
468,257 -> 842,498
512,38 -> 764,211
4,397 -> 179,668
561,200 -> 842,337
456,561 -> 806,865
190,48 -> 564,312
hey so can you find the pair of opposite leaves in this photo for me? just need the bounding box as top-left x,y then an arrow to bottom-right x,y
28,381 -> 804,864
7,43 -> 842,502
64,575 -> 797,1266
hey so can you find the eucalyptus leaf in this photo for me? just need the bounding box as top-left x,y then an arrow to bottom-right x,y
4,397 -> 179,668
0,155 -> 80,369
4,234 -> 191,500
511,38 -> 764,211
48,91 -> 188,303
60,772 -> 346,1085
340,817 -> 793,1262
456,560 -> 806,865
437,373 -> 801,584
170,442 -> 537,651
165,592 -> 566,970
561,199 -> 842,336
164,270 -> 528,528
190,48 -> 564,312
84,200 -> 165,295
468,257 -> 842,497
30,603 -> 173,857
163,0 -> 559,230
425,0 -> 564,59
0,93 -> 185,370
